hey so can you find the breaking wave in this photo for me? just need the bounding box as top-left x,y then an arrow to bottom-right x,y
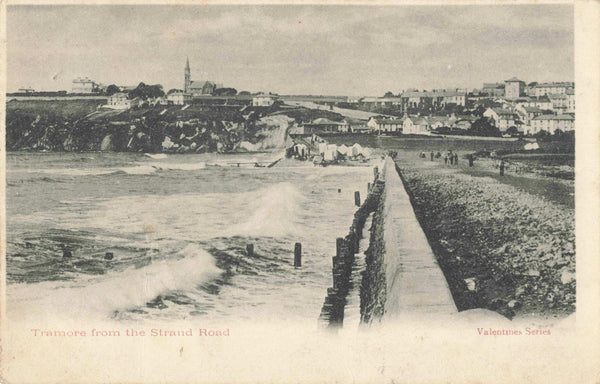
7,244 -> 221,320
227,182 -> 305,238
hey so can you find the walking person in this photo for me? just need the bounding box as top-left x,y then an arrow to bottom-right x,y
500,159 -> 505,176
444,155 -> 448,165
430,151 -> 434,161
454,153 -> 458,165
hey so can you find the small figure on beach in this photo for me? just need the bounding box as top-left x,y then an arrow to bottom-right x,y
454,153 -> 458,165
500,159 -> 505,176
430,151 -> 434,161
444,155 -> 448,165
436,151 -> 441,159
468,154 -> 474,167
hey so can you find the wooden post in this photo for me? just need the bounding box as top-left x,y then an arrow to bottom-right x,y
354,191 -> 361,207
336,237 -> 344,258
367,182 -> 371,193
294,242 -> 302,267
246,244 -> 254,257
61,245 -> 72,258
373,166 -> 379,180
338,188 -> 341,193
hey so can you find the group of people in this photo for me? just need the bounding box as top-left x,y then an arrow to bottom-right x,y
420,150 -> 459,165
442,151 -> 459,166
420,150 -> 477,167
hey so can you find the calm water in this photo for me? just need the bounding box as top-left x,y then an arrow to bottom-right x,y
6,151 -> 374,324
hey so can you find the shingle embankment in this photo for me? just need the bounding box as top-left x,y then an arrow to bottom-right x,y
396,160 -> 575,318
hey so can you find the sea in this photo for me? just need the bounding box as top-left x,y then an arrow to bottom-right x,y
5,151 -> 375,325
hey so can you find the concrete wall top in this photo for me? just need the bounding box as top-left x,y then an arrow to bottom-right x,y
381,157 -> 458,321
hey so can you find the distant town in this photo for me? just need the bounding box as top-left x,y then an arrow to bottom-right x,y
9,58 -> 575,140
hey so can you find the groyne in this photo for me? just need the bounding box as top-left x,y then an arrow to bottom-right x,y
319,166 -> 385,327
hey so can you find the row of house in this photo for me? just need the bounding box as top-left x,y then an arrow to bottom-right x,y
477,79 -> 574,99
349,79 -> 575,114
365,114 -> 476,135
483,107 -> 574,134
105,92 -> 189,109
105,90 -> 279,110
363,105 -> 574,136
352,89 -> 469,110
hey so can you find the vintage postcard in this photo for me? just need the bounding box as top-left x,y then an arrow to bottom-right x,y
1,1 -> 599,383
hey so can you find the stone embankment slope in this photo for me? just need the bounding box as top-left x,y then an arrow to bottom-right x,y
396,155 -> 575,320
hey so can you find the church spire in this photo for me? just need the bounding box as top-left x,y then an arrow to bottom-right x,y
184,57 -> 191,93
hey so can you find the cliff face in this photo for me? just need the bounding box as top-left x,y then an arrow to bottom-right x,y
6,100 -> 291,153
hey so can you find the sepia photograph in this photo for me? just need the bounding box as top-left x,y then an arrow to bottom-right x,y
1,2 -> 598,383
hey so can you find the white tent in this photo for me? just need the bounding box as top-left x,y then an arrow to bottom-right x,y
338,144 -> 349,156
318,142 -> 328,155
351,143 -> 363,156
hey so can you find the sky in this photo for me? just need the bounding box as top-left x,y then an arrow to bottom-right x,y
6,4 -> 574,96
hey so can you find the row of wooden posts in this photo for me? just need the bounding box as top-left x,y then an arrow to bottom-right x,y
246,241 -> 302,266
319,166 -> 383,328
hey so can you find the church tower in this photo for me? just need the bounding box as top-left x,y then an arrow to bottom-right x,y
184,57 -> 191,93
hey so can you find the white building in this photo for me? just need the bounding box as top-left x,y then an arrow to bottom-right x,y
167,91 -> 190,105
402,116 -> 431,135
530,114 -> 574,134
548,94 -> 568,112
504,77 -> 525,99
440,90 -> 467,106
566,89 -> 575,113
106,93 -> 131,109
252,94 -> 278,107
523,96 -> 553,111
72,77 -> 99,93
483,107 -> 521,132
515,105 -> 543,124
533,82 -> 574,97
367,117 -> 403,133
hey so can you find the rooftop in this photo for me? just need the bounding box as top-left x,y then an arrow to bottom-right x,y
533,114 -> 574,121
505,77 -> 525,83
536,82 -> 574,88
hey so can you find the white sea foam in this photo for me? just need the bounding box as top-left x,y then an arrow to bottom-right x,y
116,165 -> 159,175
31,181 -> 305,242
156,162 -> 206,171
9,167 -> 115,176
144,153 -> 168,159
7,244 -> 221,321
227,182 -> 305,238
